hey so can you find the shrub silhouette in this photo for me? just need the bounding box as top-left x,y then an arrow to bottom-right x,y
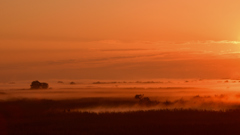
135,94 -> 144,99
135,94 -> 159,106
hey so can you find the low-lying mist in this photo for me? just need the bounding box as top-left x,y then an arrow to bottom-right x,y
2,93 -> 240,114
68,93 -> 240,112
1,79 -> 240,113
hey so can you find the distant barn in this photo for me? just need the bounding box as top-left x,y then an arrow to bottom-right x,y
30,80 -> 49,89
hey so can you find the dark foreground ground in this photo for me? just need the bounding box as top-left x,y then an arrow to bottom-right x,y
1,99 -> 240,135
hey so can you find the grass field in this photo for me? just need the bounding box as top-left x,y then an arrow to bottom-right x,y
1,81 -> 240,134
1,98 -> 240,135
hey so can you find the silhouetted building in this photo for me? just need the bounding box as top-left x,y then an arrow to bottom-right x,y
30,80 -> 49,89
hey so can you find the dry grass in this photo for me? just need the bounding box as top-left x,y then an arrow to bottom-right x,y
1,98 -> 240,135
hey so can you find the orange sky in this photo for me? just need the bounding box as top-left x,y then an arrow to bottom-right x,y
1,0 -> 240,82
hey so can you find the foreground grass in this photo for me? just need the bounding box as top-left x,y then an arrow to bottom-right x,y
1,99 -> 240,135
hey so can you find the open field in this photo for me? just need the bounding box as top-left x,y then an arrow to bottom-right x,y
1,80 -> 240,134
2,99 -> 240,135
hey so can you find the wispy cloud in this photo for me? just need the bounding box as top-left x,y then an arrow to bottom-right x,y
179,40 -> 240,45
101,49 -> 152,52
0,51 -> 222,71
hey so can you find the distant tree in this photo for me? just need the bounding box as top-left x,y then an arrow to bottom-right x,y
41,83 -> 49,89
30,80 -> 49,89
31,80 -> 41,89
70,82 -> 76,85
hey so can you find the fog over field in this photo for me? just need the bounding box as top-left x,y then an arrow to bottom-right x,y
2,1 -> 240,134
1,79 -> 240,113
